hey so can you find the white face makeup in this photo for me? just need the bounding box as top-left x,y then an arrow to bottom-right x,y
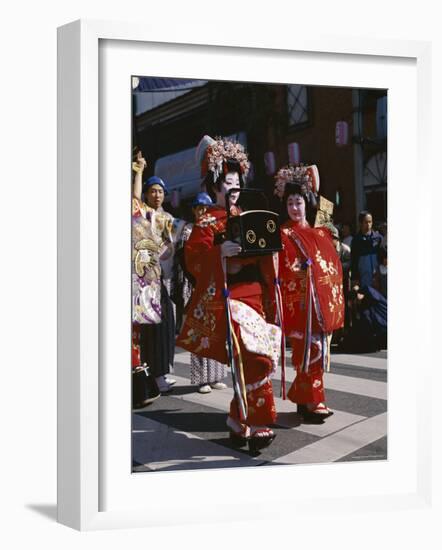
215,171 -> 241,208
287,193 -> 306,224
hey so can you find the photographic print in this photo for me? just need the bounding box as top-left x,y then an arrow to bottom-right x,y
130,76 -> 387,473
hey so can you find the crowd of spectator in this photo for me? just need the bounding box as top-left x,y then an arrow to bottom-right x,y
332,211 -> 387,353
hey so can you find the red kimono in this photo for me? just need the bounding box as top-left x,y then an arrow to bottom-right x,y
279,221 -> 344,405
176,206 -> 280,425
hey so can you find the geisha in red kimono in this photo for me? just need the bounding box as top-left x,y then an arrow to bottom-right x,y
276,169 -> 344,422
176,136 -> 282,453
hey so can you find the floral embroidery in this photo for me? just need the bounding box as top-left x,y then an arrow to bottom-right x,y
284,254 -> 302,273
230,299 -> 281,371
287,281 -> 297,292
315,250 -> 338,276
326,282 -> 344,316
196,214 -> 217,228
185,328 -> 198,343
208,285 -> 216,296
194,306 -> 204,320
185,279 -> 220,352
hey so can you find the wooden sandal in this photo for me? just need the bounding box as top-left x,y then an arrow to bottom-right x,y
227,417 -> 250,448
248,427 -> 276,454
311,403 -> 334,417
297,404 -> 330,422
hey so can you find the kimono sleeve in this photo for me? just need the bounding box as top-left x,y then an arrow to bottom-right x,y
277,230 -> 305,333
278,230 -> 301,281
184,218 -> 223,282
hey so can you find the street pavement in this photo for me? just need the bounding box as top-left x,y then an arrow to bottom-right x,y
132,348 -> 387,472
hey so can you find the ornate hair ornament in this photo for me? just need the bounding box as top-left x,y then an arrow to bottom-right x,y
196,135 -> 250,180
274,163 -> 320,199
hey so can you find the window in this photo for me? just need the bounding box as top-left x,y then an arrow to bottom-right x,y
287,84 -> 309,127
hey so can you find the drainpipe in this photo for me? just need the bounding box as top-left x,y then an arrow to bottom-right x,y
352,89 -> 365,224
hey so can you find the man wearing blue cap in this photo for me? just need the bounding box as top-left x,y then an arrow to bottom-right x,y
191,191 -> 212,214
132,154 -> 185,393
142,175 -> 169,208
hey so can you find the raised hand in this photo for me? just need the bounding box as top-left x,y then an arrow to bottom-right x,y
132,151 -> 147,173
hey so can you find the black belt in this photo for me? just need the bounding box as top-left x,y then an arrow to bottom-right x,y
227,264 -> 262,286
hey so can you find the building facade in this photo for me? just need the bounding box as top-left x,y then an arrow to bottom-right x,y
133,79 -> 387,228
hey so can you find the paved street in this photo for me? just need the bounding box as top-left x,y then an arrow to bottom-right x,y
132,347 -> 387,472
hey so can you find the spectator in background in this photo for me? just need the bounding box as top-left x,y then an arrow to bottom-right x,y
341,222 -> 354,249
351,210 -> 383,288
328,224 -> 351,274
377,245 -> 388,299
378,222 -> 388,250
348,285 -> 387,352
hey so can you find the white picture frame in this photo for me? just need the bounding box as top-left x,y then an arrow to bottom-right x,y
57,19 -> 433,531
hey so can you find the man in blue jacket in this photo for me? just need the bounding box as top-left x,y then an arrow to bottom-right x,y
350,211 -> 383,288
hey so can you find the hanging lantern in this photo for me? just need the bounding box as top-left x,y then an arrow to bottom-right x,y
264,152 -> 276,175
335,121 -> 349,146
288,142 -> 301,164
171,189 -> 180,209
335,190 -> 340,206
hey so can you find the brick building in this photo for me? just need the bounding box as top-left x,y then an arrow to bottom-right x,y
133,78 -> 387,228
